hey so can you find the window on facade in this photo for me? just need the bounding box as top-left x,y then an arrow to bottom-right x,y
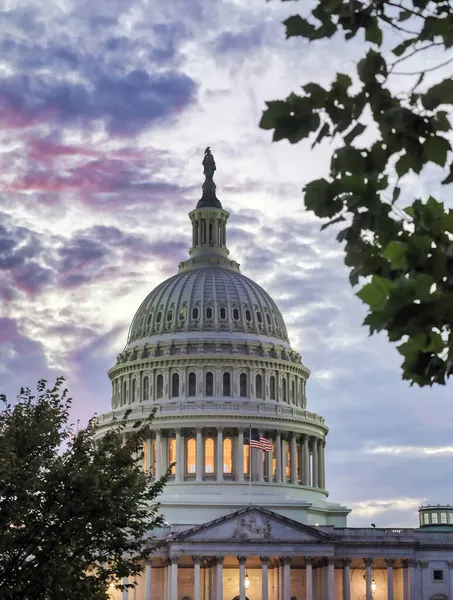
223,438 -> 233,474
169,438 -> 176,475
450,513 -> 453,524
192,307 -> 199,320
256,311 -> 263,323
441,512 -> 447,523
266,313 -> 271,326
156,374 -> 164,399
270,376 -> 276,400
433,569 -> 444,581
272,441 -> 276,478
286,444 -> 291,479
166,310 -> 173,322
244,444 -> 250,475
188,372 -> 196,397
152,439 -> 156,476
219,307 -> 226,320
209,222 -> 213,244
223,372 -> 231,396
245,309 -> 252,322
424,513 -> 430,524
147,313 -> 153,326
123,381 -> 127,405
282,378 -> 287,402
205,438 -> 215,474
171,373 -> 179,398
179,306 -> 186,320
187,438 -> 196,474
156,311 -> 162,323
240,373 -> 247,398
256,374 -> 263,399
205,372 -> 214,396
233,308 -> 239,320
432,513 -> 438,524
206,307 -> 213,320
131,379 -> 136,403
143,376 -> 149,401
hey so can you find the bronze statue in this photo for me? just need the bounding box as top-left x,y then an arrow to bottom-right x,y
202,147 -> 216,180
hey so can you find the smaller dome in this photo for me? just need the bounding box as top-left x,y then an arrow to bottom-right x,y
418,505 -> 453,529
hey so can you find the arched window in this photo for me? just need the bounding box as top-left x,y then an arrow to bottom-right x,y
205,372 -> 214,397
179,306 -> 186,320
186,438 -> 196,474
270,375 -> 276,400
255,374 -> 263,399
245,309 -> 252,322
282,377 -> 287,402
171,373 -> 179,398
223,438 -> 233,474
286,443 -> 291,479
233,308 -> 239,321
188,372 -> 196,397
204,438 -> 215,474
240,373 -> 247,398
156,374 -> 164,399
123,380 -> 127,405
131,379 -> 136,403
146,313 -> 153,327
169,438 -> 176,475
143,376 -> 149,401
219,307 -> 226,320
223,372 -> 231,396
166,310 -> 173,322
206,307 -> 213,320
256,311 -> 263,323
244,444 -> 250,475
156,311 -> 162,323
291,380 -> 295,404
192,307 -> 199,320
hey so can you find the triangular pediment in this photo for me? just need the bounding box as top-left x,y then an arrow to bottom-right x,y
172,506 -> 331,543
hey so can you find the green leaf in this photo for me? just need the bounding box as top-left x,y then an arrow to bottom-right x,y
284,15 -> 316,39
365,18 -> 383,46
423,79 -> 453,111
356,276 -> 394,310
441,162 -> 453,184
383,241 -> 407,269
392,186 -> 401,204
423,135 -> 451,166
395,153 -> 412,178
311,122 -> 331,148
392,38 -> 415,57
344,123 -> 366,145
398,10 -> 412,22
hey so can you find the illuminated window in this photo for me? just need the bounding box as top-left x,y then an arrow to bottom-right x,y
152,439 -> 156,476
223,438 -> 233,474
169,438 -> 176,475
142,441 -> 147,472
223,372 -> 231,396
186,438 -> 196,474
432,513 -> 438,524
131,379 -> 136,403
272,441 -> 276,478
156,374 -> 163,399
179,306 -> 186,320
424,513 -> 429,524
270,376 -> 276,400
240,373 -> 247,397
171,373 -> 179,398
143,376 -> 149,401
205,438 -> 215,474
441,512 -> 447,523
205,372 -> 214,396
256,374 -> 263,399
286,444 -> 291,479
244,444 -> 250,475
449,513 -> 453,524
188,372 -> 196,397
282,378 -> 287,402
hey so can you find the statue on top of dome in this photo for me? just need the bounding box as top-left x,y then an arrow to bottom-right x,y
203,147 -> 216,180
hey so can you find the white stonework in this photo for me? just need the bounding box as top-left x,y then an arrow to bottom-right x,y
98,156 -> 453,600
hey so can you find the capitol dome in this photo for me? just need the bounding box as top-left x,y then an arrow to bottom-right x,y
96,148 -> 349,527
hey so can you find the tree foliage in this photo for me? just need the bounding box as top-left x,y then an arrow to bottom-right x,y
0,377 -> 169,600
260,0 -> 453,386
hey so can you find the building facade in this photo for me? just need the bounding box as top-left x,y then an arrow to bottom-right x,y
96,150 -> 453,600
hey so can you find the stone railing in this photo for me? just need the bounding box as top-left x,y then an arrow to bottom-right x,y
96,401 -> 326,427
333,528 -> 453,541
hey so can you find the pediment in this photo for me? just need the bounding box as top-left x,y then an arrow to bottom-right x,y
172,506 -> 331,543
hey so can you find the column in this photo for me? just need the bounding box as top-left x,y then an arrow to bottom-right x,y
364,558 -> 373,600
237,429 -> 245,482
275,431 -> 282,483
193,556 -> 201,600
238,556 -> 246,600
196,428 -> 203,482
175,429 -> 182,482
216,428 -> 224,482
281,438 -> 287,483
283,557 -> 291,600
273,561 -> 279,600
305,558 -> 313,600
303,435 -> 310,486
155,430 -> 162,478
267,441 -> 273,482
290,433 -> 297,484
144,562 -> 152,600
261,556 -> 269,600
122,577 -> 128,600
343,559 -> 351,600
170,556 -> 178,600
409,559 -> 417,599
216,556 -> 223,600
312,438 -> 318,488
385,559 -> 394,600
402,560 -> 409,600
326,558 -> 335,600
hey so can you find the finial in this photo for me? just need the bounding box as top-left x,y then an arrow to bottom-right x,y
202,147 -> 216,180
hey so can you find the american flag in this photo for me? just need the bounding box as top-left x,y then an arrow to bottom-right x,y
250,429 -> 272,452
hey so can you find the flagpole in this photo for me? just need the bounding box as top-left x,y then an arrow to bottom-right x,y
248,425 -> 252,505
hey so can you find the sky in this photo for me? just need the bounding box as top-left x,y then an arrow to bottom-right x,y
0,0 -> 452,528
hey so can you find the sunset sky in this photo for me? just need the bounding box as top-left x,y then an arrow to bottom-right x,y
0,0 -> 452,527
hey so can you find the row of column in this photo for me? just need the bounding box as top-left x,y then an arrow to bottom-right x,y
129,556 -> 425,600
144,428 -> 326,489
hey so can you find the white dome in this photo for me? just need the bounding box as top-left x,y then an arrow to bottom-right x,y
127,266 -> 290,347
